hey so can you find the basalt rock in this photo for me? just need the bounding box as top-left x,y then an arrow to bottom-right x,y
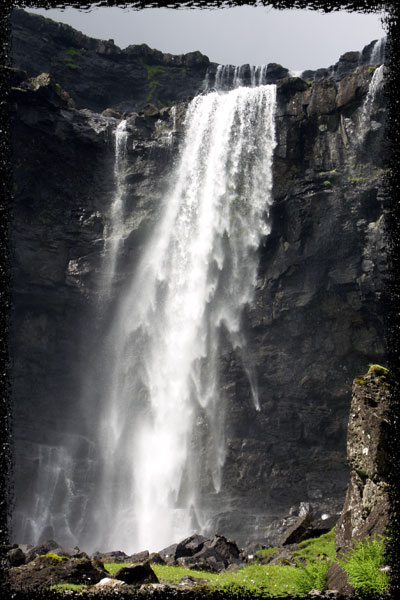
334,367 -> 391,553
8,556 -> 107,590
114,562 -> 159,585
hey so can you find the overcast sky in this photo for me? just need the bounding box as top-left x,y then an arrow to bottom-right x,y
28,5 -> 386,72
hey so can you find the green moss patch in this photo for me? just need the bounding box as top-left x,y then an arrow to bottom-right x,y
37,552 -> 69,565
368,364 -> 389,377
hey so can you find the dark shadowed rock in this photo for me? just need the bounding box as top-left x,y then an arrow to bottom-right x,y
91,549 -> 128,563
281,513 -> 315,545
148,552 -> 166,565
7,547 -> 25,567
25,540 -> 60,562
175,534 -> 208,559
8,556 -> 106,589
114,561 -> 159,585
127,550 -> 150,563
325,562 -> 355,597
176,535 -> 241,572
158,543 -> 178,565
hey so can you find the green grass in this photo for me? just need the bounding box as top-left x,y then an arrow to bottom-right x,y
49,583 -> 89,592
255,547 -> 280,560
338,536 -> 390,595
293,528 -> 336,564
105,555 -> 329,596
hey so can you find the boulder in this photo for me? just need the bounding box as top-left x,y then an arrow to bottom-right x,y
325,562 -> 355,597
101,108 -> 122,119
281,513 -> 315,545
91,549 -> 128,563
114,561 -> 159,585
174,533 -> 208,559
148,552 -> 166,565
176,534 -> 241,572
8,556 -> 106,589
158,542 -> 178,565
7,547 -> 25,567
127,549 -> 150,563
25,539 -> 59,562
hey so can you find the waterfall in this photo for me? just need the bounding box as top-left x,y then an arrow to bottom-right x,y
102,119 -> 128,289
358,64 -> 384,140
214,64 -> 268,90
91,84 -> 277,553
369,37 -> 386,66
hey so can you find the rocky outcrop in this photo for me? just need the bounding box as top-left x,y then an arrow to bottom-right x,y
8,554 -> 107,590
9,11 -> 388,553
325,365 -> 391,595
334,365 -> 391,552
11,8 -> 211,113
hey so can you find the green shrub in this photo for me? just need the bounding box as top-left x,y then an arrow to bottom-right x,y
338,536 -> 390,596
291,559 -> 331,595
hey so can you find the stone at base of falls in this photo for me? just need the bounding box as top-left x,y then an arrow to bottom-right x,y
280,513 -> 315,545
113,562 -> 159,585
6,548 -> 25,567
7,556 -> 107,590
175,535 -> 241,573
174,534 -> 209,560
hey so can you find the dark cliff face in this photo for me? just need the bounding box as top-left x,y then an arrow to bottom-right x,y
11,9 -> 211,113
9,11 -> 388,549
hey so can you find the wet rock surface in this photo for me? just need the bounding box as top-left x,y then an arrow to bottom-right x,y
9,10 -> 388,553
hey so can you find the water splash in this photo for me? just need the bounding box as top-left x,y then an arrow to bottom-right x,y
93,84 -> 277,553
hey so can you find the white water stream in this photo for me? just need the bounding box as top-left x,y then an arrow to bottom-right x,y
92,84 -> 277,553
102,119 -> 128,288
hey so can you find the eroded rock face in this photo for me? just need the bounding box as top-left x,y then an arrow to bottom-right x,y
334,367 -> 391,553
9,14 -> 388,552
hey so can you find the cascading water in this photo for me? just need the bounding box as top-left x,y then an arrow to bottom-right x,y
369,37 -> 386,66
102,119 -> 128,288
214,64 -> 269,90
91,84 -> 277,553
358,64 -> 384,140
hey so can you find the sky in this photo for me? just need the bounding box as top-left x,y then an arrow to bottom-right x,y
28,5 -> 386,72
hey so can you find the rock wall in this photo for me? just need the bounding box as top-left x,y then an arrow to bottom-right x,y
9,11 -> 388,549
